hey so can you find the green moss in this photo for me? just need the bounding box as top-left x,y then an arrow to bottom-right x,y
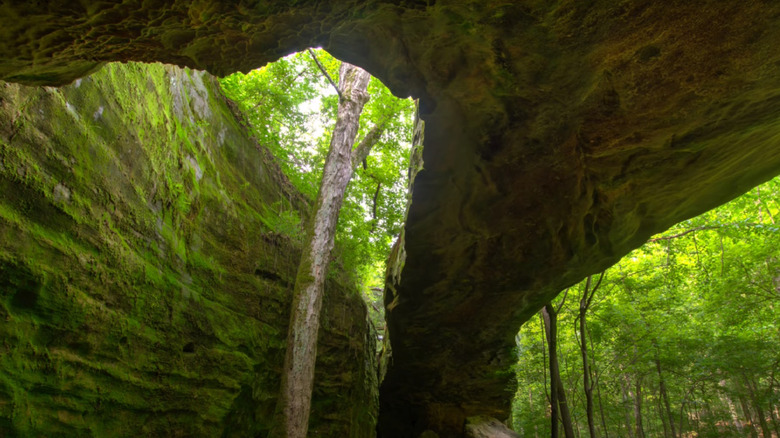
0,62 -> 376,436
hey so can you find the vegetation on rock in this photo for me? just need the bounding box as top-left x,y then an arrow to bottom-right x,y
514,177 -> 780,438
220,49 -> 413,437
218,49 -> 414,340
0,62 -> 378,437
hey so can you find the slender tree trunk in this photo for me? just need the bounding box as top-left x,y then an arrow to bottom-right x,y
621,372 -> 636,438
271,62 -> 376,438
542,305 -> 560,438
769,407 -> 780,438
768,366 -> 780,437
656,389 -> 669,438
654,357 -> 676,438
594,365 -> 610,438
556,376 -> 576,438
721,391 -> 744,434
542,303 -> 576,438
579,309 -> 596,438
652,397 -> 664,438
740,394 -> 760,438
589,329 -> 610,438
578,274 -> 602,438
634,376 -> 646,438
746,378 -> 772,438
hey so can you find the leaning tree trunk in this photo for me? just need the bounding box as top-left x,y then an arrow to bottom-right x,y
271,62 -> 375,438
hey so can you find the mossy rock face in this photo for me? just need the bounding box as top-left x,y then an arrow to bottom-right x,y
4,2 -> 780,437
0,63 -> 377,437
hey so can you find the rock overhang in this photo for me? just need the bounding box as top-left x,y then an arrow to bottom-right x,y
3,1 -> 780,436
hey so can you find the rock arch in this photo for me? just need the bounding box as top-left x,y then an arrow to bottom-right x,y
4,2 -> 780,436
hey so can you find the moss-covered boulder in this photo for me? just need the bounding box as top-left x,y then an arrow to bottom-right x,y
0,62 -> 377,437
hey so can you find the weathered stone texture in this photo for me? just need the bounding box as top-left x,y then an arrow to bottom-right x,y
0,63 -> 377,437
2,1 -> 780,437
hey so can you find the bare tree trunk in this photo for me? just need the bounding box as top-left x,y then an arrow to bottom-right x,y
271,62 -> 378,438
542,303 -> 576,438
768,365 -> 780,437
594,364 -> 610,438
746,378 -> 773,438
740,394 -> 760,438
721,390 -> 744,434
634,376 -> 646,438
656,389 -> 669,438
542,305 -> 560,438
589,328 -> 610,438
654,357 -> 676,438
769,407 -> 780,438
556,376 -> 576,438
578,274 -> 603,438
621,372 -> 636,438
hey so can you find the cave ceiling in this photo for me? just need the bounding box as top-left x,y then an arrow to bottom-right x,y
3,1 -> 780,436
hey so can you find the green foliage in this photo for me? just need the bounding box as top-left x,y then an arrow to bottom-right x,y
514,177 -> 780,437
0,61 -> 377,437
261,200 -> 304,241
219,49 -> 415,296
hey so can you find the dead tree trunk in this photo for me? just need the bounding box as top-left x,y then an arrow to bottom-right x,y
272,61 -> 383,438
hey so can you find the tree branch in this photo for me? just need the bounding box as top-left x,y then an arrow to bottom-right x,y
351,123 -> 386,170
648,225 -> 720,242
554,287 -> 570,314
370,182 -> 382,233
249,68 -> 308,111
307,48 -> 344,101
586,271 -> 605,308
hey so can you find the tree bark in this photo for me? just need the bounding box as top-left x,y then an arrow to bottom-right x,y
542,303 -> 576,438
621,372 -> 636,438
634,377 -> 646,438
739,394 -> 760,438
271,62 -> 372,438
721,390 -> 744,434
593,360 -> 610,438
654,356 -> 676,438
656,391 -> 669,438
578,274 -> 602,438
541,305 -> 560,438
746,377 -> 772,438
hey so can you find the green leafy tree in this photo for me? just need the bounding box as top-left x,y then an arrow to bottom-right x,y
220,49 -> 414,438
514,177 -> 780,438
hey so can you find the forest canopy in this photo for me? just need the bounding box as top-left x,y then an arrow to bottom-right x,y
218,49 -> 414,306
514,177 -> 780,438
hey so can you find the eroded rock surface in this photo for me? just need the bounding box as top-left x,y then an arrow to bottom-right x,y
464,416 -> 521,438
3,2 -> 780,437
0,63 -> 377,437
